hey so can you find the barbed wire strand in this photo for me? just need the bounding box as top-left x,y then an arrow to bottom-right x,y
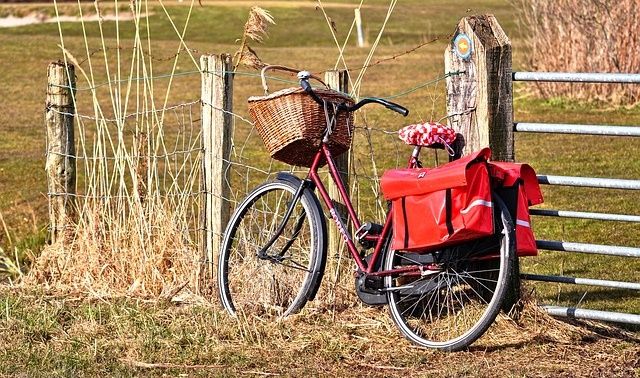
52,69 -> 463,105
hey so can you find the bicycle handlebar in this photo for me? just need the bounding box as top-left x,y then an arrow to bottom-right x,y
299,73 -> 409,117
343,97 -> 409,117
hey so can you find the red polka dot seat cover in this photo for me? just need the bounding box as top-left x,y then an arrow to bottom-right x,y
398,121 -> 456,147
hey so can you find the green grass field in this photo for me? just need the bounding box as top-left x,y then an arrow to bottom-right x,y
0,1 -> 638,375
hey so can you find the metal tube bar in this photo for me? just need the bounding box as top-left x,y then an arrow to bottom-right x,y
514,122 -> 640,137
521,274 -> 640,290
536,240 -> 640,258
309,148 -> 366,273
513,71 -> 640,83
321,144 -> 362,232
541,305 -> 640,325
537,175 -> 640,190
530,209 -> 640,223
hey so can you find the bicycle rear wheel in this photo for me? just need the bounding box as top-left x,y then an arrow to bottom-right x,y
384,196 -> 516,351
218,179 -> 326,319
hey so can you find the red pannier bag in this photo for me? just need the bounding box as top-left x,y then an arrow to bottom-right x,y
380,148 -> 494,252
488,162 -> 544,256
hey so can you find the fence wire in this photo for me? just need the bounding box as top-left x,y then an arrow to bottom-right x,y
41,0 -> 456,297
43,63 -> 454,298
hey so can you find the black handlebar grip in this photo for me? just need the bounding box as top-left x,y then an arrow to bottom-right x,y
377,98 -> 409,117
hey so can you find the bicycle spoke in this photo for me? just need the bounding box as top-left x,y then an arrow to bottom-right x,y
386,197 -> 514,350
220,181 -> 322,319
457,270 -> 496,297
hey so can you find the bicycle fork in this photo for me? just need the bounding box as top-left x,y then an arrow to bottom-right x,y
256,179 -> 311,263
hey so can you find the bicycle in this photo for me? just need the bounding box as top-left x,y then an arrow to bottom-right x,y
217,66 -> 518,351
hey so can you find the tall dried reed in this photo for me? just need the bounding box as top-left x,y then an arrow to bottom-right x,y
29,0 -> 414,305
514,0 -> 640,105
29,1 -> 204,298
233,6 -> 274,70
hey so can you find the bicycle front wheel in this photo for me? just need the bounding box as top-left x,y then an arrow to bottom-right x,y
218,179 -> 326,319
384,196 -> 516,351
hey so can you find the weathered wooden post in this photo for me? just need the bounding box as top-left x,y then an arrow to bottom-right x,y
45,61 -> 76,243
325,70 -> 350,299
445,16 -> 520,315
444,15 -> 513,161
200,54 -> 233,284
354,9 -> 365,48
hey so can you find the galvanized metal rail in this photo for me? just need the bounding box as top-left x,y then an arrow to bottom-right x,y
542,306 -> 640,325
514,122 -> 640,137
535,240 -> 640,258
537,175 -> 640,190
513,72 -> 640,83
513,70 -> 640,326
521,274 -> 640,291
530,209 -> 640,223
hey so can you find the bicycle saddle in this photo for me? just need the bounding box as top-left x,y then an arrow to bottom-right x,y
398,121 -> 456,148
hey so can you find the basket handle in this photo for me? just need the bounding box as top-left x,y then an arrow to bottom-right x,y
260,65 -> 328,95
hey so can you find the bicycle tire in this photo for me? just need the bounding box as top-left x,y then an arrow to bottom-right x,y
384,195 -> 516,351
218,178 -> 327,318
501,254 -> 523,318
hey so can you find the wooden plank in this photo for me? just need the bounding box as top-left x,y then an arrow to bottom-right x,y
45,61 -> 76,243
200,54 -> 233,284
444,15 -> 514,161
324,70 -> 350,282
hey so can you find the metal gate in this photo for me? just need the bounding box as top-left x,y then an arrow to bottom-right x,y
513,72 -> 640,325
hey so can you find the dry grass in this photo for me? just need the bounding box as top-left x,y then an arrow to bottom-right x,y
28,205 -> 200,298
233,6 -> 274,70
24,1 -> 205,298
514,0 -> 640,105
23,0 -> 424,304
0,1 -> 638,373
0,286 -> 638,376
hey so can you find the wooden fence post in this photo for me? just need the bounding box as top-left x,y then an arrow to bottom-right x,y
444,15 -> 513,161
445,17 -> 520,315
45,61 -> 76,243
354,9 -> 365,48
200,54 -> 233,284
324,70 -> 350,279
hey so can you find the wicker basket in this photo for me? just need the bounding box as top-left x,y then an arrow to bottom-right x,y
247,66 -> 355,167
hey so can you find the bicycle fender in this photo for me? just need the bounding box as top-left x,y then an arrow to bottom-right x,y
275,172 -> 315,190
275,172 -> 327,302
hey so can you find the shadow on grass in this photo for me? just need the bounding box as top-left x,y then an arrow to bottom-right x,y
470,320 -> 639,354
567,319 -> 640,340
468,333 -> 593,353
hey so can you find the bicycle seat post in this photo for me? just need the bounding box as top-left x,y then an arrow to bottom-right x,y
411,145 -> 421,159
408,145 -> 422,167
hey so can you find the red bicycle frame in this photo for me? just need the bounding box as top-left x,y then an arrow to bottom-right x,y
306,143 -> 423,277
